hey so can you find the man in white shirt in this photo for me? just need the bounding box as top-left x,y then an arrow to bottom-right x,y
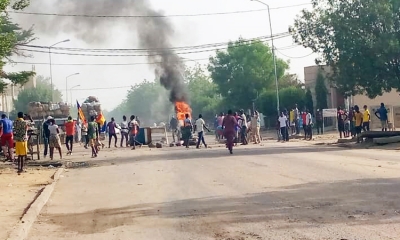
194,114 -> 210,149
305,109 -> 313,140
278,112 -> 289,142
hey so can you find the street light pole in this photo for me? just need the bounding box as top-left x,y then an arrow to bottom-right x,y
49,39 -> 70,102
251,0 -> 280,114
69,85 -> 81,106
65,73 -> 80,103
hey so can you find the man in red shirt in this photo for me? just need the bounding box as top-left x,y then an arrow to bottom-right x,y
64,116 -> 76,155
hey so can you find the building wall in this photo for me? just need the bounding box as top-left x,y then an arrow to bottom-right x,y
303,65 -> 344,110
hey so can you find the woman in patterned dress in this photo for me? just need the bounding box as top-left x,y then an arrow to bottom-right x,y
48,119 -> 62,160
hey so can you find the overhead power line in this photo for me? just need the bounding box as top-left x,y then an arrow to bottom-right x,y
276,49 -> 315,59
9,3 -> 311,18
19,33 -> 290,53
18,34 -> 290,57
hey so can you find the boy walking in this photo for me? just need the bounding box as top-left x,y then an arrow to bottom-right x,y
13,112 -> 28,174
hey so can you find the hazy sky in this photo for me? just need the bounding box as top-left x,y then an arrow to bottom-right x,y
6,0 -> 316,110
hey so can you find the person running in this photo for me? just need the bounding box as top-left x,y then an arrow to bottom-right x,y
64,116 -> 75,155
0,114 -> 14,161
42,116 -> 52,159
13,112 -> 28,174
107,117 -> 118,148
375,103 -> 388,131
182,114 -> 193,148
222,110 -> 238,154
337,107 -> 347,139
362,105 -> 371,132
48,118 -> 62,160
120,115 -> 129,147
354,105 -> 363,142
88,116 -> 99,158
129,115 -> 142,150
194,114 -> 210,149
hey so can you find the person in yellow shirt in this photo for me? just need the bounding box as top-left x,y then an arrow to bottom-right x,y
354,105 -> 363,143
362,105 -> 371,131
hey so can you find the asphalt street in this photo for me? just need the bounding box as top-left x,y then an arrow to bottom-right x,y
28,141 -> 400,240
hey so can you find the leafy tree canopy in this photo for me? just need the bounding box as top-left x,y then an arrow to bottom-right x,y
290,0 -> 400,98
305,88 -> 314,113
0,0 -> 36,93
13,76 -> 63,113
315,71 -> 328,110
208,39 -> 288,110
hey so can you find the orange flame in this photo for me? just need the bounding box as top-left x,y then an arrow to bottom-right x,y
175,101 -> 192,120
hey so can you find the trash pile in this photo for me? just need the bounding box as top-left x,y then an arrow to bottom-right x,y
27,102 -> 70,119
81,96 -> 102,121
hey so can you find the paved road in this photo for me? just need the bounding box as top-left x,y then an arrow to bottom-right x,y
28,142 -> 400,240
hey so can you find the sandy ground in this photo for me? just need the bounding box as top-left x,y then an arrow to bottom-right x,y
0,167 -> 57,240
26,140 -> 400,240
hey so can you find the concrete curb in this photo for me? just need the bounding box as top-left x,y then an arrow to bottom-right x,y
7,168 -> 65,240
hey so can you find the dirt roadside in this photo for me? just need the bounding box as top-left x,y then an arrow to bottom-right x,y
0,166 -> 58,240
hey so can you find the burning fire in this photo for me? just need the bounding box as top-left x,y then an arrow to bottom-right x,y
175,101 -> 192,120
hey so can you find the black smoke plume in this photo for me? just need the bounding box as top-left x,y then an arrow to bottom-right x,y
16,0 -> 188,103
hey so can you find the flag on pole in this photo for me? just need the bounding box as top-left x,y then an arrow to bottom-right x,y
76,100 -> 86,123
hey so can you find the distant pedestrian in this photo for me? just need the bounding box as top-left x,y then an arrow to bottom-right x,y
354,105 -> 363,142
305,109 -> 313,140
107,117 -> 118,148
42,116 -> 52,159
278,112 -> 289,142
182,114 -> 193,148
48,118 -> 62,160
194,114 -> 210,149
0,114 -> 14,161
375,103 -> 388,131
251,111 -> 261,144
129,115 -> 142,150
239,109 -> 248,145
81,122 -> 89,149
64,116 -> 75,155
222,110 -> 238,154
88,116 -> 99,157
13,112 -> 28,174
337,107 -> 347,139
120,115 -> 129,147
362,105 -> 371,132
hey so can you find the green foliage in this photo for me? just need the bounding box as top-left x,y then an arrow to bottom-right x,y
305,89 -> 314,113
186,64 -> 222,120
315,71 -> 328,110
208,39 -> 288,110
279,74 -> 302,89
13,76 -> 63,113
0,0 -> 36,94
257,86 -> 306,116
109,64 -> 222,125
290,0 -> 400,97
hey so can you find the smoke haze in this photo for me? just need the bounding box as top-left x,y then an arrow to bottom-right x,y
17,0 -> 189,103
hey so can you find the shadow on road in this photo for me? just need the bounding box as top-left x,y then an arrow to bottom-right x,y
42,177 -> 400,235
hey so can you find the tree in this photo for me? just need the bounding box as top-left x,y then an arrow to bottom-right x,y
108,80 -> 171,125
185,64 -> 222,120
208,38 -> 288,110
0,0 -> 36,93
279,74 -> 303,89
13,76 -> 63,113
257,86 -> 306,116
315,71 -> 328,110
305,88 -> 314,113
290,0 -> 400,98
